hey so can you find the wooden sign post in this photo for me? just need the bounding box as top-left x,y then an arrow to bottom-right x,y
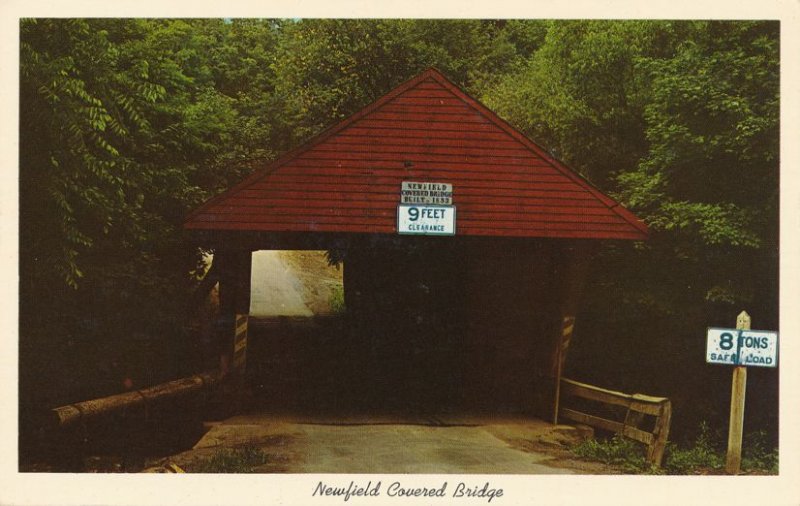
707,310 -> 778,474
725,310 -> 751,474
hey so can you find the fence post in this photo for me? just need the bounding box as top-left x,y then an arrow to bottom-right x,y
648,399 -> 672,467
551,241 -> 594,424
725,310 -> 750,474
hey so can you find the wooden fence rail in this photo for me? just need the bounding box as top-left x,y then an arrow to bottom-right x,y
51,372 -> 219,428
558,377 -> 672,467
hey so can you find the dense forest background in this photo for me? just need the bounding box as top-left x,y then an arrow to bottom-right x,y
19,19 -> 779,448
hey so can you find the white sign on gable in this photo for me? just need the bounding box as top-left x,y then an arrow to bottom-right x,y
400,182 -> 453,205
397,204 -> 455,236
706,328 -> 778,368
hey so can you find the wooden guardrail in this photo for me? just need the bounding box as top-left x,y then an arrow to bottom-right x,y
51,372 -> 219,428
558,377 -> 672,467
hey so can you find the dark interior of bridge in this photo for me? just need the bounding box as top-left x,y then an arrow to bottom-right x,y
245,240 -> 561,419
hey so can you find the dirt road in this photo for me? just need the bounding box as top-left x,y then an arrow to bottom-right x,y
249,251 -> 313,317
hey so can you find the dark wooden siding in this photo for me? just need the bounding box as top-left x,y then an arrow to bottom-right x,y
185,69 -> 647,240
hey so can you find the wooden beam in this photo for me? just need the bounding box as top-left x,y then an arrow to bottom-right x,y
216,249 -> 253,378
648,400 -> 672,466
552,240 -> 596,424
560,407 -> 657,445
51,373 -> 218,428
560,378 -> 666,416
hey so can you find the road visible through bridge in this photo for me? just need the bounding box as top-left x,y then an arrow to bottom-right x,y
249,250 -> 313,317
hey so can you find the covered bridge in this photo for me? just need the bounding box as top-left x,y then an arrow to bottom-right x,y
184,67 -> 647,420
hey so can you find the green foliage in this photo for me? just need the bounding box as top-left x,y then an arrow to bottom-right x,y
270,19 -> 539,148
741,430 -> 779,473
19,19 -> 283,409
573,423 -> 777,475
485,20 -> 671,186
617,22 -> 778,316
622,21 -> 778,233
192,445 -> 269,473
572,434 -> 649,473
663,423 -> 777,475
663,422 -> 724,474
330,284 -> 346,315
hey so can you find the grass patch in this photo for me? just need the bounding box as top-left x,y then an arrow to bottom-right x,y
192,444 -> 269,473
664,423 -> 777,475
572,434 -> 651,473
663,422 -> 723,474
741,430 -> 779,474
572,422 -> 778,475
330,284 -> 346,314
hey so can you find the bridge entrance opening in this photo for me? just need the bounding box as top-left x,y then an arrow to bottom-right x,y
185,68 -> 647,423
238,238 -> 576,419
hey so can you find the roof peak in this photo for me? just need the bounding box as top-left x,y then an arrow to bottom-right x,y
185,67 -> 647,240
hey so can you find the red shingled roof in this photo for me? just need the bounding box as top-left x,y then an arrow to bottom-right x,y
184,68 -> 648,240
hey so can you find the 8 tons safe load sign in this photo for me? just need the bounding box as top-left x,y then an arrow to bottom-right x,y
706,328 -> 778,367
